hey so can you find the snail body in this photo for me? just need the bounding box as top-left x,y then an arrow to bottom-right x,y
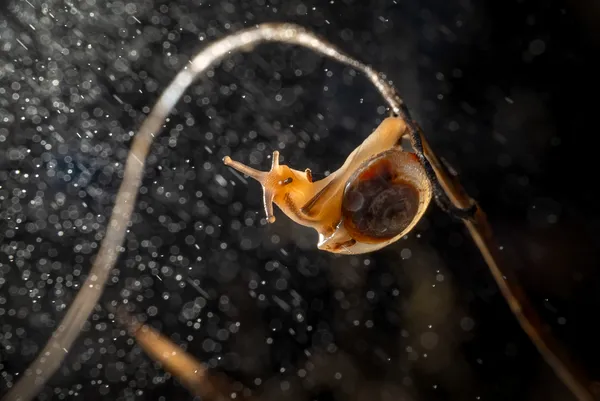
224,117 -> 432,254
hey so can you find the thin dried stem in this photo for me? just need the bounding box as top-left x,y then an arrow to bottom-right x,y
3,22 -> 593,401
419,135 -> 595,401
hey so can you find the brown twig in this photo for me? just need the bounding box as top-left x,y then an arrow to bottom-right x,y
420,133 -> 595,401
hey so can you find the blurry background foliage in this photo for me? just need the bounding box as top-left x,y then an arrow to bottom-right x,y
1,0 -> 599,400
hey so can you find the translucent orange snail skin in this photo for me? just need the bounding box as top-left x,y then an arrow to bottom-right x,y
223,117 -> 432,254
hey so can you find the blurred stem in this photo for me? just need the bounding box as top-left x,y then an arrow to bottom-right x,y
114,308 -> 255,401
420,131 -> 595,401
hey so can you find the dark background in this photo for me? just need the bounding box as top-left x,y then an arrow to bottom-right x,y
1,0 -> 600,400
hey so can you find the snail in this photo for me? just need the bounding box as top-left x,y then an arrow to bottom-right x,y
223,116 -> 433,254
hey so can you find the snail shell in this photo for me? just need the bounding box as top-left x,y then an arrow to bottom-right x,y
317,148 -> 432,254
342,149 -> 429,244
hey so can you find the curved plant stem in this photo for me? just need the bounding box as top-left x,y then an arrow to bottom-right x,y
2,22 -> 594,401
2,22 -> 403,401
